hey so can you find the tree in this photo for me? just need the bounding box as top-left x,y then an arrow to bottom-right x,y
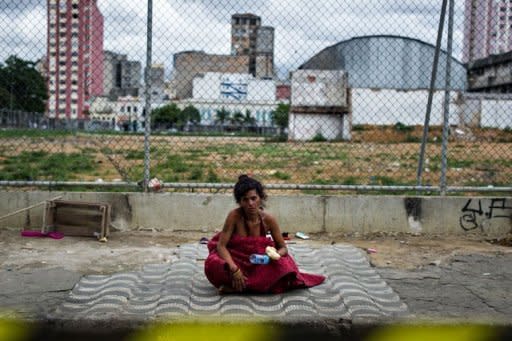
215,107 -> 230,130
0,55 -> 47,113
230,110 -> 244,127
271,103 -> 290,136
243,109 -> 255,126
181,105 -> 201,126
151,103 -> 181,129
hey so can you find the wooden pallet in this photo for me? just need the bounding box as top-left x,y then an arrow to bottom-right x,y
43,199 -> 111,239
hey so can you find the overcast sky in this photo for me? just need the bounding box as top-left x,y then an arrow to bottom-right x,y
1,0 -> 465,79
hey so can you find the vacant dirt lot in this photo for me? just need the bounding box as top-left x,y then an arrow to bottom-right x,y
1,125 -> 511,189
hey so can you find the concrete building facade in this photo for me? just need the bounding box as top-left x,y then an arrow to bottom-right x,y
231,13 -> 274,78
103,51 -> 141,100
149,63 -> 168,103
171,51 -> 249,100
46,0 -> 104,120
88,95 -> 144,132
463,0 -> 512,63
467,51 -> 512,93
176,72 -> 277,127
289,70 -> 351,141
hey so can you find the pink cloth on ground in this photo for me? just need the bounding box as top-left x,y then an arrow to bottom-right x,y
21,230 -> 64,239
204,232 -> 325,294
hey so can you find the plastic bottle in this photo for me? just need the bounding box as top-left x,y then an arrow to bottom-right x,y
249,254 -> 270,264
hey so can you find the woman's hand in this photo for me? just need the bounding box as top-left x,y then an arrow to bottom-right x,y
231,268 -> 247,292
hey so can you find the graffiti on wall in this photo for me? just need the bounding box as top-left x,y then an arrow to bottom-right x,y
459,198 -> 512,231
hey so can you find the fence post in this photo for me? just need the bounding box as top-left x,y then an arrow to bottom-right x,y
143,0 -> 153,192
417,0 -> 448,189
440,0 -> 455,195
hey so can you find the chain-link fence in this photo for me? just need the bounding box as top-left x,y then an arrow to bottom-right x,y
0,0 -> 511,194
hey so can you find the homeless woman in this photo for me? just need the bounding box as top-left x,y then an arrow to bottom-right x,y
204,174 -> 325,294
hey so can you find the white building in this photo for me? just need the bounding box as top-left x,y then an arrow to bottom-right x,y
178,72 -> 279,126
89,95 -> 144,131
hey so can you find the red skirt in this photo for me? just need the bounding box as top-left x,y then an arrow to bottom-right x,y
204,232 -> 325,294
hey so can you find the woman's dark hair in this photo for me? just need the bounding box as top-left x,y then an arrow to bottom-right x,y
233,174 -> 267,204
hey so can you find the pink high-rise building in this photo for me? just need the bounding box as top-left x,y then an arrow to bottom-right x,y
46,0 -> 104,120
463,0 -> 512,63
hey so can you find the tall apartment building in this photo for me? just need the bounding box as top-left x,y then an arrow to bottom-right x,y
46,0 -> 104,120
463,0 -> 512,63
103,50 -> 141,100
231,13 -> 274,78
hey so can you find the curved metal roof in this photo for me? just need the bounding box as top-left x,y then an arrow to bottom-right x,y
299,35 -> 467,90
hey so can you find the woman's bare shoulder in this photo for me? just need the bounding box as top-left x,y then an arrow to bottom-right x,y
226,208 -> 242,221
261,211 -> 277,225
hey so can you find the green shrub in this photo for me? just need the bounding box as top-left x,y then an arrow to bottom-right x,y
311,133 -> 327,142
394,122 -> 414,132
273,171 -> 290,180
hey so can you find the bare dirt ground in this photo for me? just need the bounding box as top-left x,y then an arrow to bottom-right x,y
1,228 -> 510,275
2,127 -> 512,186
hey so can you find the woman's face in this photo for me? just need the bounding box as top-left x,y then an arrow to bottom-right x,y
239,189 -> 261,214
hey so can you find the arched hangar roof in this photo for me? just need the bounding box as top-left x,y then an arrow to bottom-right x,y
298,35 -> 467,90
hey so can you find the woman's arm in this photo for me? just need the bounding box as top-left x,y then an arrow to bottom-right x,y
216,210 -> 239,273
216,210 -> 247,291
266,213 -> 288,257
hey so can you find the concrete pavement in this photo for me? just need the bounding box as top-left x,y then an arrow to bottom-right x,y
1,231 -> 512,340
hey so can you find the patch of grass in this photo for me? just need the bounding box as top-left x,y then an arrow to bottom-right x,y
265,135 -> 288,142
494,159 -> 512,167
448,159 -> 474,168
370,176 -> 401,186
0,151 -> 96,180
184,148 -> 210,158
322,149 -> 349,161
124,147 -> 159,160
206,168 -> 220,182
125,150 -> 145,160
405,134 -> 421,143
295,150 -> 322,167
100,147 -> 113,155
165,154 -> 189,173
342,176 -> 359,185
0,129 -> 72,138
204,143 -> 244,156
251,144 -> 289,158
187,166 -> 204,181
82,147 -> 97,154
273,171 -> 291,180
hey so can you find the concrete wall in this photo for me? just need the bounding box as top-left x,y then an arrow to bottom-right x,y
1,192 -> 510,236
288,112 -> 351,141
351,88 -> 459,126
